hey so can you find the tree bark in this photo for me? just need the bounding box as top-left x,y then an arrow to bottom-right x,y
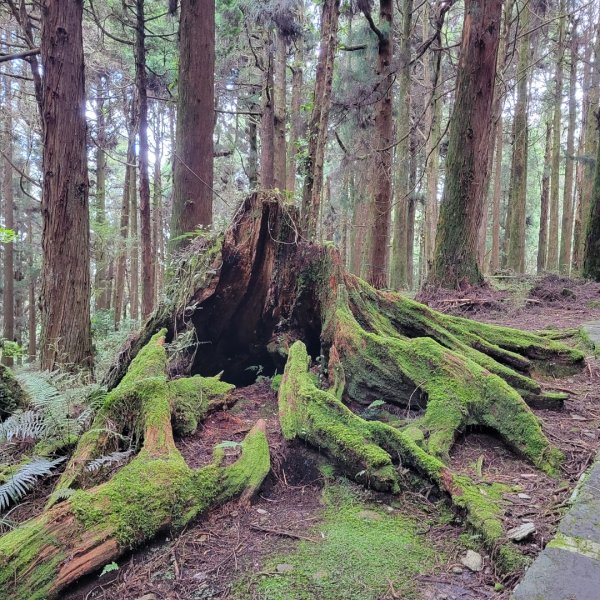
300,0 -> 340,239
489,116 -> 504,273
171,0 -> 215,250
135,0 -> 154,318
287,4 -> 304,196
114,122 -> 135,331
260,29 -> 275,189
273,31 -> 287,190
366,0 -> 393,289
2,74 -> 15,367
27,210 -> 36,361
39,0 -> 93,372
390,0 -> 411,290
547,0 -> 566,272
537,121 -> 552,274
573,14 -> 600,272
428,0 -> 502,289
583,113 -> 600,281
93,73 -> 111,311
422,0 -> 442,279
130,131 -> 140,323
504,0 -> 530,273
558,21 -> 578,275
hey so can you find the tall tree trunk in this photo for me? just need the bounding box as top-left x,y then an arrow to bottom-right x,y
130,142 -> 140,323
573,13 -> 599,271
558,21 -> 578,275
489,116 -> 504,273
583,113 -> 600,281
94,73 -> 110,310
504,0 -> 530,273
260,30 -> 275,189
422,1 -> 442,279
366,0 -> 393,289
27,210 -> 36,362
135,0 -> 154,318
390,0 -> 412,290
2,75 -> 15,367
287,5 -> 304,196
39,0 -> 92,372
538,121 -> 552,273
273,31 -> 287,190
300,0 -> 340,238
547,0 -> 566,272
247,109 -> 259,189
487,0 -> 515,273
428,0 -> 502,289
114,122 -> 135,331
171,0 -> 215,249
153,110 -> 164,303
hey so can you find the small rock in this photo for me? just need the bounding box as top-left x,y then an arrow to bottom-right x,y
136,595 -> 158,600
451,566 -> 463,575
520,474 -> 536,479
276,563 -> 294,573
517,493 -> 531,500
256,508 -> 268,515
357,510 -> 382,521
460,550 -> 483,572
571,414 -> 587,421
507,522 -> 536,542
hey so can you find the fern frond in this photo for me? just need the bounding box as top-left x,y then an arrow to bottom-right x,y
0,411 -> 46,444
0,456 -> 66,511
47,487 -> 76,504
85,449 -> 134,473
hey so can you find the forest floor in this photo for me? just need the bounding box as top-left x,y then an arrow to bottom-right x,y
53,275 -> 600,599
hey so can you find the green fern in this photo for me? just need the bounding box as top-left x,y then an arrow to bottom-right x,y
0,456 -> 66,511
0,411 -> 46,444
12,369 -> 105,444
85,449 -> 134,473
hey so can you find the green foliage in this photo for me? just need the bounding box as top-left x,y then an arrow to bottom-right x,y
0,227 -> 16,243
15,369 -> 104,448
0,457 -> 66,511
1,341 -> 23,359
99,561 -> 119,577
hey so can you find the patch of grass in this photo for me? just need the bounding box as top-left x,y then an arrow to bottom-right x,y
235,479 -> 440,599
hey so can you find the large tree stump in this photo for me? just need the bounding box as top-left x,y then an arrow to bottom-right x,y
0,193 -> 585,596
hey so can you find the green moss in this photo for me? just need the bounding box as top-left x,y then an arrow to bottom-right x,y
236,479 -> 438,600
279,342 -> 399,492
70,424 -> 270,549
548,532 -> 600,560
271,373 -> 283,392
170,375 -> 235,436
0,513 -> 65,600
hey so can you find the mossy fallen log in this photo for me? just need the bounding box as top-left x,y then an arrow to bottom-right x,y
0,332 -> 270,600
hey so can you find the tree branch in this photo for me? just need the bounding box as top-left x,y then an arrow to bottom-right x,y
0,48 -> 40,63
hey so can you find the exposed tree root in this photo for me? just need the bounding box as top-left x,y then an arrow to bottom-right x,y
0,332 -> 270,600
0,194 -> 585,594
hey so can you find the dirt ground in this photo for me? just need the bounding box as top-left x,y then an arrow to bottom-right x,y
33,276 -> 600,599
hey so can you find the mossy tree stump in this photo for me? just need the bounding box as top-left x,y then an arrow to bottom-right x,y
0,194 -> 585,596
